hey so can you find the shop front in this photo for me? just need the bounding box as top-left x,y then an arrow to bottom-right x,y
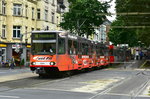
0,44 -> 7,63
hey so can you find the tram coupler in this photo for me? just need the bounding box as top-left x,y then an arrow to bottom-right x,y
36,67 -> 46,74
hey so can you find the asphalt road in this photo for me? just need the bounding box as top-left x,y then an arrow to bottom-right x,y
0,60 -> 149,99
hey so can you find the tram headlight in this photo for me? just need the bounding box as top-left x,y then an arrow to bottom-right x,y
31,62 -> 36,65
50,62 -> 55,65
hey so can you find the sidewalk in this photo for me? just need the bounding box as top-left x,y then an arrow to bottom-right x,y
111,59 -> 146,69
0,67 -> 35,83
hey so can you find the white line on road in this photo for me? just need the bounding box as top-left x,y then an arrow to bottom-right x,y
31,77 -> 70,87
104,93 -> 131,96
0,72 -> 6,74
88,76 -> 132,99
0,95 -> 20,98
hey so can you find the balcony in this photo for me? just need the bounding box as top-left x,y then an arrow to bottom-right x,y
57,0 -> 66,13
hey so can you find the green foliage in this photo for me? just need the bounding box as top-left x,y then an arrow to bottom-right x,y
20,59 -> 25,66
108,17 -> 138,47
109,0 -> 150,47
60,0 -> 109,37
138,28 -> 150,47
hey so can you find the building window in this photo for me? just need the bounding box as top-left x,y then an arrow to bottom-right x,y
2,25 -> 6,38
13,26 -> 21,38
13,4 -> 22,16
25,5 -> 28,17
32,8 -> 34,19
51,12 -> 55,23
2,1 -> 6,15
56,16 -> 59,25
45,10 -> 48,21
25,26 -> 28,39
37,9 -> 40,19
45,0 -> 49,3
31,28 -> 34,31
52,0 -> 55,6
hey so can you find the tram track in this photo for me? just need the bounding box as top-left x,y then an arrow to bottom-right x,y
0,61 -> 149,99
0,76 -> 71,93
0,70 -> 90,93
88,68 -> 150,99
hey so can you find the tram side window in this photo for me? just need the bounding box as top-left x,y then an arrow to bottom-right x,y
104,48 -> 109,56
81,43 -> 84,55
100,47 -> 105,56
78,42 -> 82,55
85,44 -> 89,55
74,41 -> 78,54
82,43 -> 88,55
68,40 -> 78,55
96,46 -> 100,57
109,49 -> 114,56
58,38 -> 65,54
92,45 -> 96,55
96,46 -> 99,55
68,40 -> 72,54
89,45 -> 92,55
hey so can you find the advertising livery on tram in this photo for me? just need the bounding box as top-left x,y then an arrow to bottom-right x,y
30,31 -> 115,77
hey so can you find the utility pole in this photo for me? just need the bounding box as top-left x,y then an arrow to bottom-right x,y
20,31 -> 32,67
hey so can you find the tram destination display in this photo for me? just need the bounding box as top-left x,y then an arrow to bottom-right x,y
32,33 -> 56,40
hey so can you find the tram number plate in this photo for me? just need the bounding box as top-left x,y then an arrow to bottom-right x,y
40,62 -> 45,65
36,62 -> 49,65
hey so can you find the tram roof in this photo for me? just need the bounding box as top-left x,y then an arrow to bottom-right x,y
32,30 -> 64,33
31,31 -> 106,45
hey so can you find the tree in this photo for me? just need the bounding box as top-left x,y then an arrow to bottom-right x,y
60,0 -> 109,37
108,17 -> 138,47
109,0 -> 150,47
137,28 -> 150,47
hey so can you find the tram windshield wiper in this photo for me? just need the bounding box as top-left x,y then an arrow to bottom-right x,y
36,52 -> 55,55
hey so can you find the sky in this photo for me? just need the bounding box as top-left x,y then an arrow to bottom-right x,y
98,0 -> 116,22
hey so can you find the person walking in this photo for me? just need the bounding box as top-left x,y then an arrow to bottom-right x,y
139,51 -> 143,60
10,56 -> 15,69
135,50 -> 139,60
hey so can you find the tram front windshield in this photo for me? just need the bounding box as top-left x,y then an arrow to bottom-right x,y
32,33 -> 56,55
32,43 -> 56,55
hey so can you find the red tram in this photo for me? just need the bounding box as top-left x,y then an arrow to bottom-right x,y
30,31 -> 115,76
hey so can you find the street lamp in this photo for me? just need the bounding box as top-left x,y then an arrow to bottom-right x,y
138,40 -> 141,45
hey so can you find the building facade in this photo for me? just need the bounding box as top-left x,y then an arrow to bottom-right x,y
0,0 -> 68,66
94,20 -> 111,44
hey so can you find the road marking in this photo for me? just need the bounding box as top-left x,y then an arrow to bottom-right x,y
105,93 -> 131,96
112,62 -> 136,64
140,60 -> 147,68
71,79 -> 119,93
31,77 -> 70,87
138,95 -> 150,97
27,87 -> 94,93
88,76 -> 132,99
0,95 -> 20,98
0,72 -> 6,74
133,79 -> 150,97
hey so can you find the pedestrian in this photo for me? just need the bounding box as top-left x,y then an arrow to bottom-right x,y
139,51 -> 143,60
1,61 -> 5,67
135,50 -> 139,60
10,56 -> 15,69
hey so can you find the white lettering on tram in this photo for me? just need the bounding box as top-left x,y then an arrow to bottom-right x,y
82,56 -> 89,58
33,56 -> 52,60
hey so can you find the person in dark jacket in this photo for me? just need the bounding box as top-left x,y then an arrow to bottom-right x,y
10,56 -> 15,69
